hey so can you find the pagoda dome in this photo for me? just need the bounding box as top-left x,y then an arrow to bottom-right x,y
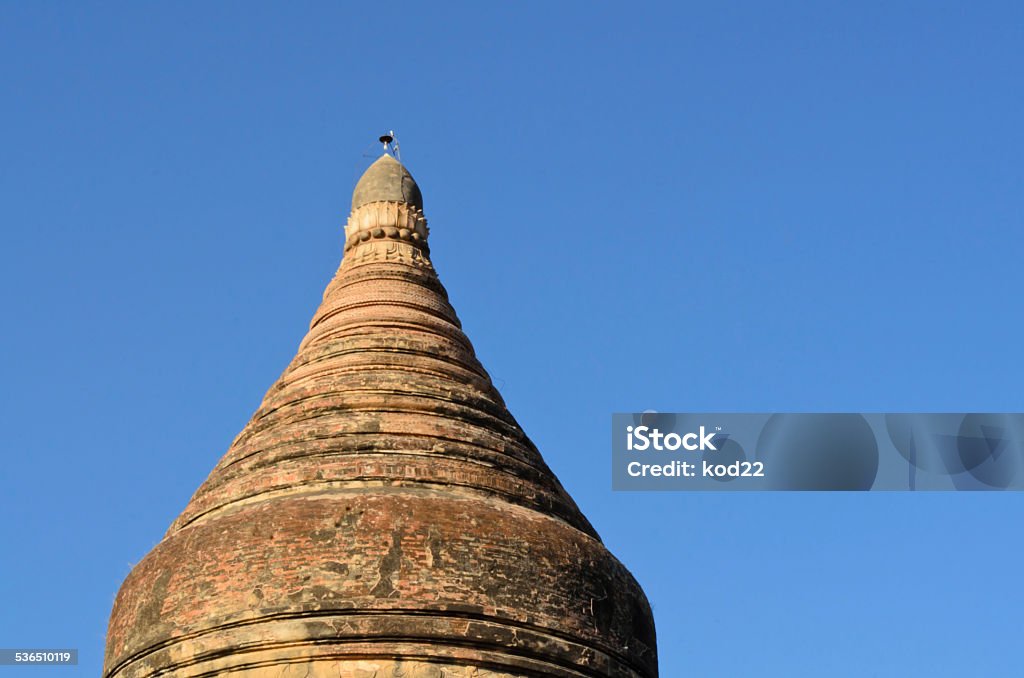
351,152 -> 423,210
104,149 -> 658,678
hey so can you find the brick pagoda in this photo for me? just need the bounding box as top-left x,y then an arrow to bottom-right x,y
104,151 -> 658,678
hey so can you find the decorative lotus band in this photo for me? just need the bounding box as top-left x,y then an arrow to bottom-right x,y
344,200 -> 429,253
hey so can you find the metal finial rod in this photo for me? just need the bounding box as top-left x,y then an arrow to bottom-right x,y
378,130 -> 400,161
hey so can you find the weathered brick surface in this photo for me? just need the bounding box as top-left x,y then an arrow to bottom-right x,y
104,154 -> 658,677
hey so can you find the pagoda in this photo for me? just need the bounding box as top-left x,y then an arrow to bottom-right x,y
104,149 -> 658,678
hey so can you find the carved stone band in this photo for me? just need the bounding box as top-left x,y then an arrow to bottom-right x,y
344,200 -> 429,252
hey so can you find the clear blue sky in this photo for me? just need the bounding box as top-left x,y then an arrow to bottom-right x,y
1,2 -> 1021,676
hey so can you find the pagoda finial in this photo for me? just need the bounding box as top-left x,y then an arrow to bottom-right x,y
377,130 -> 400,160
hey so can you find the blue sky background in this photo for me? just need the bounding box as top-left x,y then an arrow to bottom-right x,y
1,2 -> 1022,676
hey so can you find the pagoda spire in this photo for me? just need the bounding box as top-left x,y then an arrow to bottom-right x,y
104,149 -> 658,678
